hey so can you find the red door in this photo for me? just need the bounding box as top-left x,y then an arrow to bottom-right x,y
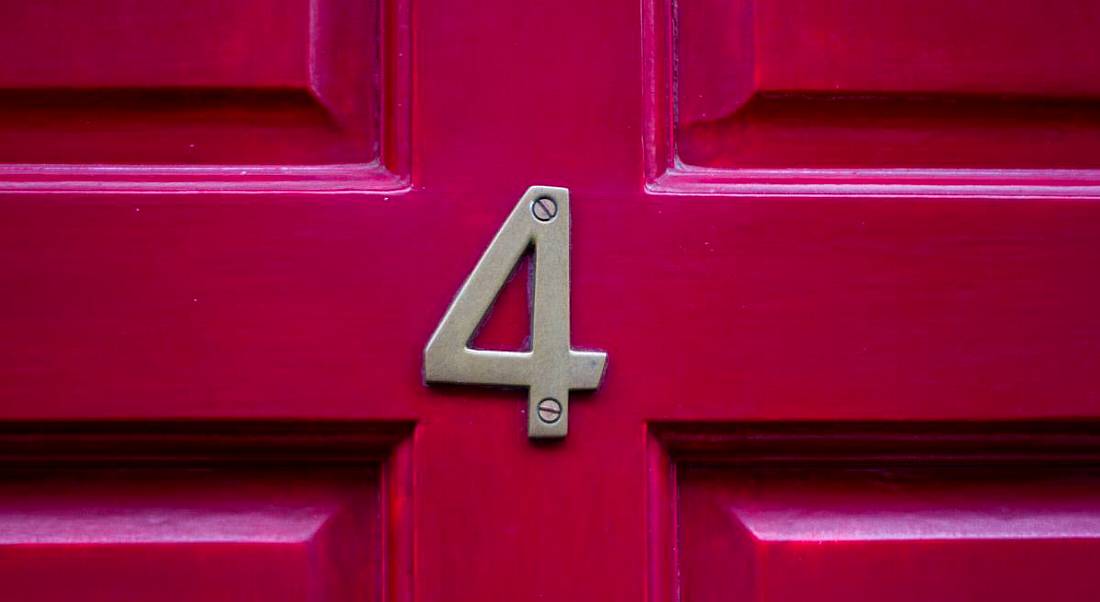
2,0 -> 1100,600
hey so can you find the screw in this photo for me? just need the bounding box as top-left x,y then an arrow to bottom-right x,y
536,398 -> 563,424
531,197 -> 558,222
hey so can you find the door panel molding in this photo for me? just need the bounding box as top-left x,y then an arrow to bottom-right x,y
647,421 -> 1100,602
0,421 -> 413,602
0,0 -> 411,192
643,0 -> 1100,196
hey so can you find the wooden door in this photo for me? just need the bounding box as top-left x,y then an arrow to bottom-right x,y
2,0 -> 1099,601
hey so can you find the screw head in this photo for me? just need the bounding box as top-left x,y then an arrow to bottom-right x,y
536,398 -> 563,424
531,196 -> 558,222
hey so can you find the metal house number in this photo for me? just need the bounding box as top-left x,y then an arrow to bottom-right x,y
424,186 -> 607,438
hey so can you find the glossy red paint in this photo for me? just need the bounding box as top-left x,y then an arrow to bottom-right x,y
675,0 -> 1100,170
1,0 -> 1099,601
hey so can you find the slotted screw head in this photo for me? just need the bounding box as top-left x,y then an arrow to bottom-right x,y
536,398 -> 563,424
531,197 -> 558,222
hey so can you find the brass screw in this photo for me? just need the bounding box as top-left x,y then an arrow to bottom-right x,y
531,197 -> 558,222
536,398 -> 563,424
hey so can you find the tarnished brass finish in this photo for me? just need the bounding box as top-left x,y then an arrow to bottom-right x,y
424,186 -> 607,438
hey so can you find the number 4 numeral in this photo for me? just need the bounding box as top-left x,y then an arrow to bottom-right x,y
424,186 -> 607,438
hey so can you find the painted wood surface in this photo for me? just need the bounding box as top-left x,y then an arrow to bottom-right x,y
1,0 -> 1099,600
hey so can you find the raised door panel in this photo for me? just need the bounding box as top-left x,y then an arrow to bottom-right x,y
654,425 -> 1100,602
681,464 -> 1100,601
0,424 -> 411,602
0,0 -> 409,188
674,0 -> 1100,170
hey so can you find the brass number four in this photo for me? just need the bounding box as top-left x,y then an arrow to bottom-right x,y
424,186 -> 607,438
